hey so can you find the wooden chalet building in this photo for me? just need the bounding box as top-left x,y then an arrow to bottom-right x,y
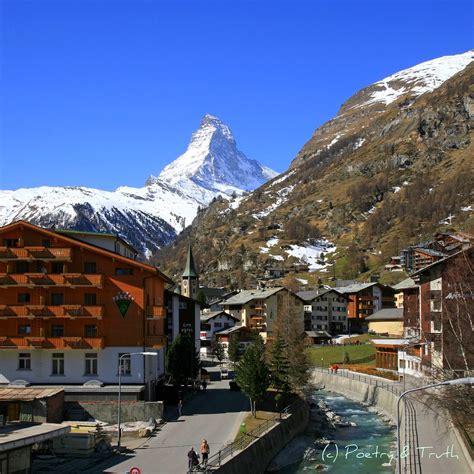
335,282 -> 395,333
0,221 -> 172,397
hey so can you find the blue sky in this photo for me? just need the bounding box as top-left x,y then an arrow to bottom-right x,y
1,0 -> 472,191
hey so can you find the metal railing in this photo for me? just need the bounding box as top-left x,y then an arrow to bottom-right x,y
189,400 -> 302,472
314,366 -> 403,396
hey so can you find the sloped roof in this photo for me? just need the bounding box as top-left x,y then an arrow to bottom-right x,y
305,331 -> 332,338
392,277 -> 418,291
336,282 -> 377,294
297,289 -> 347,302
365,308 -> 403,321
200,311 -> 239,322
0,387 -> 63,401
0,221 -> 173,284
222,287 -> 285,305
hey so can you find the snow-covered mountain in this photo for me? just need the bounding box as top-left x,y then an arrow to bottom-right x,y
0,115 -> 278,257
293,50 -> 474,167
150,114 -> 276,193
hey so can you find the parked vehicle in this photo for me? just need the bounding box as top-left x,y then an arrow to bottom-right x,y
220,368 -> 229,379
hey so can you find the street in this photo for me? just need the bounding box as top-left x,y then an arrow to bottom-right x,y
91,367 -> 249,474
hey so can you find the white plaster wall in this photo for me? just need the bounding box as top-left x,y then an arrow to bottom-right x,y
0,347 -> 163,385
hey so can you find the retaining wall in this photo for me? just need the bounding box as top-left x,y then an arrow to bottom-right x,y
217,401 -> 308,474
65,400 -> 163,424
312,370 -> 473,474
311,371 -> 398,420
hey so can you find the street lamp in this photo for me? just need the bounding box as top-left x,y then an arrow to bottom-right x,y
117,351 -> 158,449
396,377 -> 474,474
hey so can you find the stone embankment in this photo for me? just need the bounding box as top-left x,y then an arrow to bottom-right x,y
216,399 -> 309,474
312,369 -> 473,474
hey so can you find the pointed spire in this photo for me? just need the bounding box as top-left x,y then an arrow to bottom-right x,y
182,244 -> 197,278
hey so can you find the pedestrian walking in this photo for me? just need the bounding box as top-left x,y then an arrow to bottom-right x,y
187,446 -> 199,471
200,439 -> 210,466
178,399 -> 183,417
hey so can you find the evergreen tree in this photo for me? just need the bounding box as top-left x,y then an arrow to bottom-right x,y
287,332 -> 310,392
213,341 -> 226,365
236,336 -> 270,417
166,333 -> 201,386
227,334 -> 241,370
268,334 -> 290,411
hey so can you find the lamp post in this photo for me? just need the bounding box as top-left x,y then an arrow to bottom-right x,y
117,351 -> 158,449
396,377 -> 474,474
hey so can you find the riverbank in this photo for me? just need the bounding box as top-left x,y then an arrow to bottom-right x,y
311,368 -> 473,474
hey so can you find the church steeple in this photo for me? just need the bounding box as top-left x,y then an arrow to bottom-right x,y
182,244 -> 199,299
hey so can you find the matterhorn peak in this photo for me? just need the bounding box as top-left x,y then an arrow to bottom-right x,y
158,114 -> 277,192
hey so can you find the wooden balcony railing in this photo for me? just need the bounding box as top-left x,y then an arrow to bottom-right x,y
0,336 -> 105,349
0,305 -> 104,318
0,247 -> 72,261
146,305 -> 165,318
0,273 -> 103,288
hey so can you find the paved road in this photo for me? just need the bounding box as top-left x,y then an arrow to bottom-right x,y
92,370 -> 249,474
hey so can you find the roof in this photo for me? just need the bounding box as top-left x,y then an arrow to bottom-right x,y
297,289 -> 347,302
56,229 -> 138,254
0,423 -> 70,452
214,325 -> 249,336
223,287 -> 285,305
305,331 -> 332,338
200,311 -> 239,322
414,248 -> 446,257
0,221 -> 173,284
370,338 -> 410,347
392,277 -> 417,290
365,308 -> 404,321
182,244 -> 198,278
336,282 -> 377,294
0,387 -> 63,401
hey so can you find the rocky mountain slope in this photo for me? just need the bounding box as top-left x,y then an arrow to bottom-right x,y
0,114 -> 277,256
157,51 -> 474,287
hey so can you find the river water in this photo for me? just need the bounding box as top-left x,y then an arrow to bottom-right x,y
270,390 -> 396,473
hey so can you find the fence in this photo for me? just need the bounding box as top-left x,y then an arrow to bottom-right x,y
189,400 -> 301,472
313,366 -> 403,396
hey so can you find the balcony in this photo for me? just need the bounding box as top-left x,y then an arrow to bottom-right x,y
0,273 -> 103,288
145,335 -> 166,347
0,247 -> 72,261
146,305 -> 165,318
0,336 -> 105,349
0,304 -> 104,319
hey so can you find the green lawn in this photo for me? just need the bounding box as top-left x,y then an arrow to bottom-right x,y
306,343 -> 375,367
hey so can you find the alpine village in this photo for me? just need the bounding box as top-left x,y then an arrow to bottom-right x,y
0,31 -> 473,474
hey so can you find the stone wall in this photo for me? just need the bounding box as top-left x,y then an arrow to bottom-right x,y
65,400 -> 163,424
217,400 -> 308,474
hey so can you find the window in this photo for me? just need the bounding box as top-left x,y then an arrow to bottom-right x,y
18,324 -> 31,335
18,293 -> 31,303
51,293 -> 64,306
118,353 -> 131,375
51,262 -> 64,274
51,325 -> 64,337
3,239 -> 18,247
85,353 -> 98,375
15,261 -> 29,274
84,293 -> 97,305
115,268 -> 134,276
52,353 -> 64,375
214,322 -> 222,328
84,262 -> 97,274
84,325 -> 97,338
18,353 -> 31,370
42,239 -> 51,248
